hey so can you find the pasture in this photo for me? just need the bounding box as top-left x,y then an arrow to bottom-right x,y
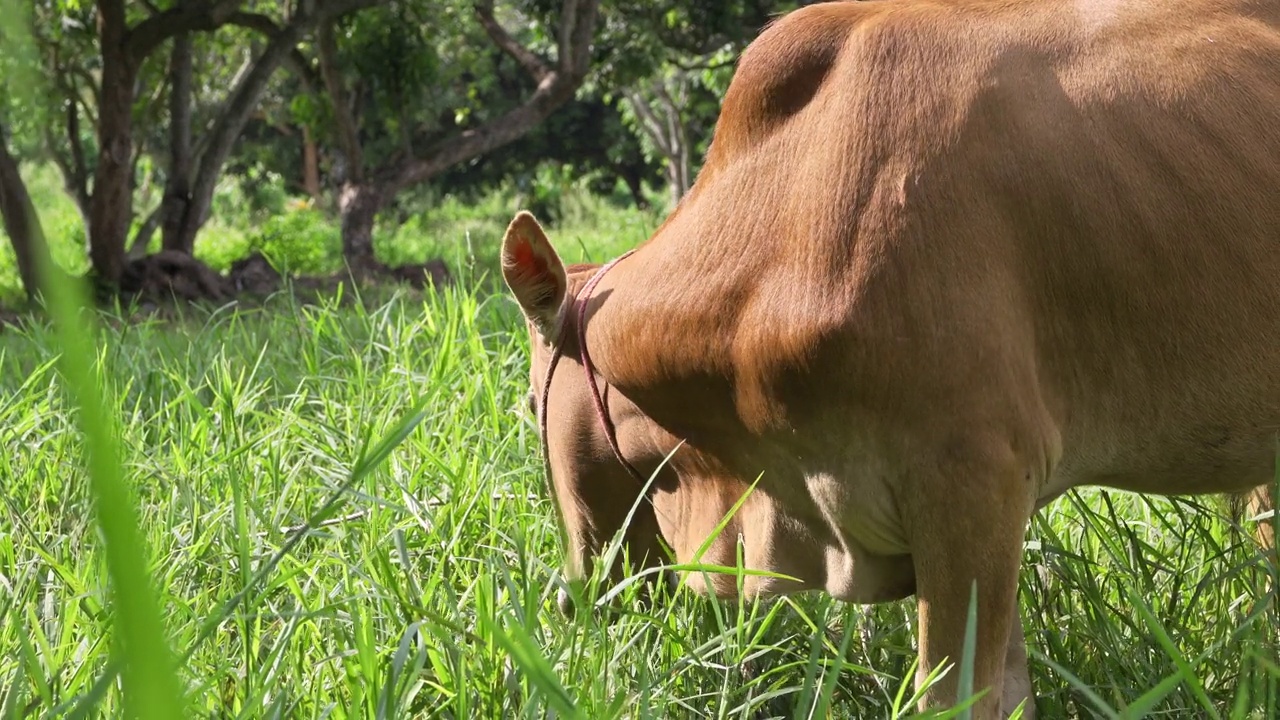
1,200 -> 1277,719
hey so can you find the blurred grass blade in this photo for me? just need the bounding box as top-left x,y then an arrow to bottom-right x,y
956,581 -> 978,720
0,1 -> 186,716
38,268 -> 187,719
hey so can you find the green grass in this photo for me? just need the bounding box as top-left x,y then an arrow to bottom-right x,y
0,155 -> 1277,715
0,223 -> 1277,716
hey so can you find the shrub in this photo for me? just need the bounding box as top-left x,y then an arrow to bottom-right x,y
193,224 -> 253,273
246,206 -> 342,276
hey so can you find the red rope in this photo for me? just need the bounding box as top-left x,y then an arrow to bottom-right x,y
538,250 -> 645,485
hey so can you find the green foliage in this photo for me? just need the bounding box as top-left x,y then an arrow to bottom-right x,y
0,161 -> 668,302
318,0 -> 501,172
375,174 -> 665,289
211,164 -> 292,225
1,0 -> 812,292
191,222 -> 251,273
247,206 -> 343,276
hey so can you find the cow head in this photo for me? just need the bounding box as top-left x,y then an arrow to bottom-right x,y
501,212 -> 670,613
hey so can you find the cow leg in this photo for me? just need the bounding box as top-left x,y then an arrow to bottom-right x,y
910,453 -> 1033,720
1001,609 -> 1035,719
1243,484 -> 1276,558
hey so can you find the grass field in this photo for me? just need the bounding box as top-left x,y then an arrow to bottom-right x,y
2,206 -> 1280,718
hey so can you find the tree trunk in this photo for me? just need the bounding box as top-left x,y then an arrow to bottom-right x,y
301,125 -> 321,200
618,165 -> 649,210
624,81 -> 692,209
317,18 -> 365,184
88,0 -> 136,285
0,126 -> 52,300
339,182 -> 383,271
43,92 -> 93,233
160,32 -> 195,253
655,82 -> 692,207
169,23 -> 298,253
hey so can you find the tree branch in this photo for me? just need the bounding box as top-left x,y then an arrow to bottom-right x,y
128,204 -> 162,258
374,0 -> 598,195
66,96 -> 91,203
0,122 -> 53,299
172,0 -> 385,251
40,64 -> 90,193
557,0 -> 597,79
42,123 -> 90,216
473,1 -> 551,85
317,18 -> 365,182
623,88 -> 674,157
160,31 -> 194,251
225,11 -> 323,91
126,0 -> 245,65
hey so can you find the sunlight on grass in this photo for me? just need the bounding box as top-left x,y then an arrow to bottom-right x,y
0,7 -> 1277,708
0,275 -> 1276,716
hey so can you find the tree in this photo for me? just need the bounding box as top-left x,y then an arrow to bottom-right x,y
88,0 -> 254,285
620,63 -> 712,207
314,0 -> 600,270
156,0 -> 383,256
0,124 -> 52,299
33,1 -> 99,236
600,1 -> 808,206
14,0 -> 386,286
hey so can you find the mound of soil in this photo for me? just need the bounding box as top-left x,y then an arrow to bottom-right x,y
125,251 -> 455,305
228,252 -> 283,296
120,250 -> 233,304
6,251 -> 456,318
387,259 -> 452,290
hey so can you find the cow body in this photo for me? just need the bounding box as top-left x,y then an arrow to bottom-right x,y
501,0 -> 1280,716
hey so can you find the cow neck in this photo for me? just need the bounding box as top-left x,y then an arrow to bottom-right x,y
539,249 -> 648,486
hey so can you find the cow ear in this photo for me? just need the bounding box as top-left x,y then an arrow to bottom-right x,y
502,211 -> 567,341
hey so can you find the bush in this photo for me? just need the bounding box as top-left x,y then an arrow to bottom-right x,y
193,224 -> 253,273
247,206 -> 342,276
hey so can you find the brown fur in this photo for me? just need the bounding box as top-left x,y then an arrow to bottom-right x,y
502,1 -> 1280,717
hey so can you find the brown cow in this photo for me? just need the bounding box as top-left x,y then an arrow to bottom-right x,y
501,0 -> 1280,716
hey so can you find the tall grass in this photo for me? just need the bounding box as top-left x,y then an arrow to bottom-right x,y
0,262 -> 1276,717
1,14 -> 1277,717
